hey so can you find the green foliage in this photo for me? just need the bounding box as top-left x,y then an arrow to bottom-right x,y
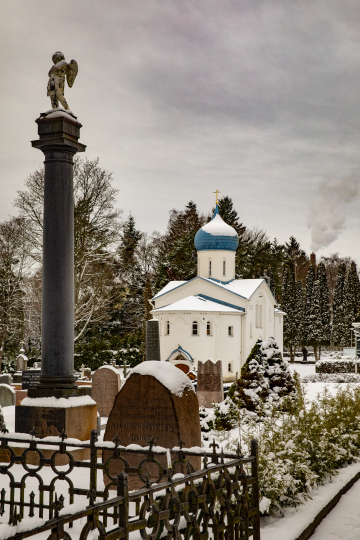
74,333 -> 143,371
332,263 -> 348,346
213,376 -> 360,515
315,358 -> 356,373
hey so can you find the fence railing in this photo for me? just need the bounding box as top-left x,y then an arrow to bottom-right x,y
0,429 -> 260,540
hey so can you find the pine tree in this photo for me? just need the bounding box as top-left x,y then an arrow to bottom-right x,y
309,280 -> 322,360
304,264 -> 315,346
332,263 -> 348,347
344,262 -> 360,342
228,337 -> 296,413
282,264 -> 297,362
317,261 -> 330,358
294,280 -> 305,347
140,275 -> 153,361
267,266 -> 276,298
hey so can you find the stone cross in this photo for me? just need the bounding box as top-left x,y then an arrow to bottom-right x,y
123,360 -> 129,378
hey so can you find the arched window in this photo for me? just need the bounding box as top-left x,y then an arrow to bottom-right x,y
209,260 -> 212,277
255,304 -> 259,327
192,321 -> 198,335
166,321 -> 170,335
259,304 -> 262,329
223,260 -> 226,276
228,362 -> 233,372
207,321 -> 211,335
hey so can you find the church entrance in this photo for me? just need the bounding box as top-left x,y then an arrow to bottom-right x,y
174,363 -> 190,374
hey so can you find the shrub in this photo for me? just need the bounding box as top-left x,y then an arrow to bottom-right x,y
316,357 -> 357,374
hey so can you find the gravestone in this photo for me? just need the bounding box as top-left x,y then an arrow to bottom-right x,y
0,374 -> 12,386
0,384 -> 15,407
16,347 -> 28,371
91,366 -> 121,417
22,370 -> 41,390
104,361 -> 201,490
197,359 -> 224,408
83,368 -> 92,381
146,320 -> 160,361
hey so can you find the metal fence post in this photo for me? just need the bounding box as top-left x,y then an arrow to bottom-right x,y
117,472 -> 129,540
251,439 -> 260,540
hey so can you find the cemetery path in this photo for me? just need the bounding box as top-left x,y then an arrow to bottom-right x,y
310,477 -> 360,539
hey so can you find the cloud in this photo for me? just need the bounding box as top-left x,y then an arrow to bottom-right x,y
308,174 -> 360,252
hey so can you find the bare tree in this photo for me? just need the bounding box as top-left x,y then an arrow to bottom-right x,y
0,217 -> 31,372
14,157 -> 123,341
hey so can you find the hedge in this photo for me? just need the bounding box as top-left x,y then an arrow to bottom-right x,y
315,357 -> 359,374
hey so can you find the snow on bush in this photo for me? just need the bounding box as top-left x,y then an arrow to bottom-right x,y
303,373 -> 360,383
207,378 -> 360,516
316,356 -> 358,374
227,337 -> 296,414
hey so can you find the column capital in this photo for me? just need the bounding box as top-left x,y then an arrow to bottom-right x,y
31,112 -> 86,153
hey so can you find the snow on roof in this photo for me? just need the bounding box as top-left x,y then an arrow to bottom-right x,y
152,295 -> 243,313
128,361 -> 195,397
275,308 -> 286,315
200,211 -> 238,237
153,280 -> 187,299
199,278 -> 264,300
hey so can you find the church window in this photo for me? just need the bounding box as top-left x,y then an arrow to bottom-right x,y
192,321 -> 198,335
223,260 -> 226,276
250,323 -> 253,338
259,304 -> 263,328
209,260 -> 212,277
166,321 -> 170,335
228,362 -> 233,372
255,304 -> 259,327
207,321 -> 212,335
228,326 -> 233,337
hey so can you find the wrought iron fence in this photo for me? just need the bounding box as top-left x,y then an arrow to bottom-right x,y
0,429 -> 260,540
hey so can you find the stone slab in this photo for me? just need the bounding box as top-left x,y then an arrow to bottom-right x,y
0,384 -> 15,407
103,370 -> 201,490
146,320 -> 161,361
0,374 -> 12,385
16,390 -> 28,406
197,359 -> 224,408
15,403 -> 97,440
91,367 -> 121,417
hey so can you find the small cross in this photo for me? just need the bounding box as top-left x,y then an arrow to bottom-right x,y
147,436 -> 156,451
213,190 -> 221,204
178,439 -> 185,450
112,434 -> 121,448
210,438 -> 219,454
123,359 -> 128,378
60,429 -> 67,441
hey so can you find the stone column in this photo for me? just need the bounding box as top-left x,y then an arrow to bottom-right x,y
29,112 -> 86,398
146,320 -> 161,361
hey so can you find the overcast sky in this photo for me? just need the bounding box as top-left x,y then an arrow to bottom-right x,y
1,0 -> 360,262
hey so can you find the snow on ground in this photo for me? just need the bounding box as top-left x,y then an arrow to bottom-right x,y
261,460 -> 360,540
311,476 -> 360,539
288,361 -> 316,378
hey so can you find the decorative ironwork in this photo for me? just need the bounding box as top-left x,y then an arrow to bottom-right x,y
0,432 -> 260,540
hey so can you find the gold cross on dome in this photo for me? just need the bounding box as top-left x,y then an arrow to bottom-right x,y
213,190 -> 221,204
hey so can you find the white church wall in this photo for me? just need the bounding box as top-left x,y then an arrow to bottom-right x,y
197,250 -> 235,281
156,311 -> 242,379
274,314 -> 284,351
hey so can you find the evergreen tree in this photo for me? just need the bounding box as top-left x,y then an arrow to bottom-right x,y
344,262 -> 360,339
140,275 -> 153,361
118,214 -> 142,271
228,337 -> 296,413
308,280 -> 322,360
267,266 -> 276,298
284,237 -> 309,284
332,263 -> 348,347
294,280 -> 305,347
317,261 -> 331,357
213,196 -> 246,237
282,264 -> 297,362
304,264 -> 316,345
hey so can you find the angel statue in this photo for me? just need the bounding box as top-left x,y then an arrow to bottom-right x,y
47,51 -> 78,110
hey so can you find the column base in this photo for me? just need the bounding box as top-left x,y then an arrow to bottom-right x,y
27,375 -> 80,398
15,401 -> 97,440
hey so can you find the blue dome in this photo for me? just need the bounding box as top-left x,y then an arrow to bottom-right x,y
194,205 -> 239,252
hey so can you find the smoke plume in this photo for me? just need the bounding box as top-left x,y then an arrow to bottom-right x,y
308,175 -> 359,252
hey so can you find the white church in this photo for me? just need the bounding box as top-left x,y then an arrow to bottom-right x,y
150,203 -> 284,381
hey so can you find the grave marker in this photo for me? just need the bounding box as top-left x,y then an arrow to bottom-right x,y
22,370 -> 41,390
104,361 -> 201,490
197,359 -> 224,408
91,366 -> 121,417
0,384 -> 15,407
146,320 -> 160,361
0,374 -> 12,386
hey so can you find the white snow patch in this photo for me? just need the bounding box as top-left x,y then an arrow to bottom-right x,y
201,213 -> 238,237
20,395 -> 95,408
128,361 -> 195,397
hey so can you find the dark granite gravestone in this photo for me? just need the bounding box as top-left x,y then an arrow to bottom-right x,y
197,359 -> 224,408
91,366 -> 121,417
146,320 -> 160,361
0,374 -> 12,386
0,384 -> 15,407
103,361 -> 201,490
22,370 -> 41,390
